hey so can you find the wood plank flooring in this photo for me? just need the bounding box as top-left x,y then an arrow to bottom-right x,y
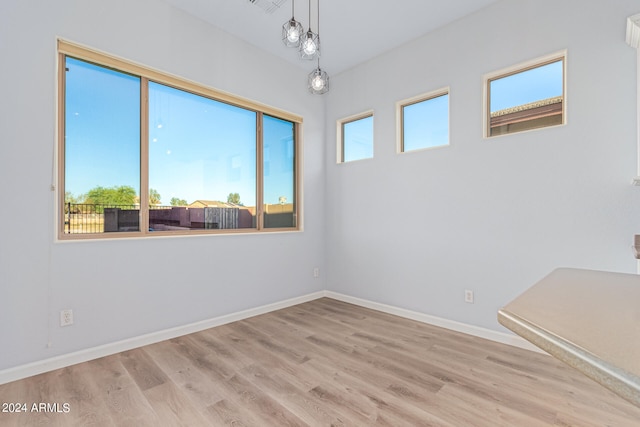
1,298 -> 639,426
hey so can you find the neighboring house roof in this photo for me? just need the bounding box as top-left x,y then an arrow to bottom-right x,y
188,200 -> 229,207
188,200 -> 247,208
490,96 -> 563,128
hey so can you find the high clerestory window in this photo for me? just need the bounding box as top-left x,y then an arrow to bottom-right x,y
338,112 -> 374,163
485,52 -> 566,137
58,40 -> 301,239
397,89 -> 450,153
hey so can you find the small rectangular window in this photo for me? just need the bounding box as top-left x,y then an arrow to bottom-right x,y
398,89 -> 449,153
338,113 -> 373,163
486,53 -> 565,137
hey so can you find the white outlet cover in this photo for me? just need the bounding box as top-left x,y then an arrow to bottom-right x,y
60,309 -> 73,326
464,290 -> 474,303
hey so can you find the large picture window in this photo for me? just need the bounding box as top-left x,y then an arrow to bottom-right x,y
58,40 -> 301,239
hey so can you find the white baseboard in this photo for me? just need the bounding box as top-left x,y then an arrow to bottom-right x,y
324,291 -> 543,353
0,291 -> 325,386
0,290 -> 541,385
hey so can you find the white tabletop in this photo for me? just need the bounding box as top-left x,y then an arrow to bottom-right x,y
498,268 -> 640,407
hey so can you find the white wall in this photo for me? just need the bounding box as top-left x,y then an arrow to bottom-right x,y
0,0 -> 326,372
325,0 -> 640,331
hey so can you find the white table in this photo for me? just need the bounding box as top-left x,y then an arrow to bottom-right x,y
498,268 -> 640,407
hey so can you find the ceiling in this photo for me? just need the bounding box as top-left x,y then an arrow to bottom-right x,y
163,0 -> 499,75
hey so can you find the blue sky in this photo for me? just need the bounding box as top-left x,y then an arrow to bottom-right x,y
148,82 -> 258,206
490,60 -> 563,112
65,58 -> 294,208
403,93 -> 449,151
65,57 -> 140,198
343,115 -> 374,162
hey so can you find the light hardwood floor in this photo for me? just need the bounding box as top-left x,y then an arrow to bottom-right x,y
1,298 -> 639,426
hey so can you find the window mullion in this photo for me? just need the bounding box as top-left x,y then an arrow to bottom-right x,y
256,112 -> 264,230
140,78 -> 150,234
293,122 -> 300,228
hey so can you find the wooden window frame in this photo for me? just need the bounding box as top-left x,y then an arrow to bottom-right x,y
396,88 -> 450,153
484,51 -> 567,138
57,39 -> 303,240
336,111 -> 374,164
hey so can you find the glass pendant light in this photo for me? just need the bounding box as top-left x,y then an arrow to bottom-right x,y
299,0 -> 320,60
282,0 -> 303,47
308,59 -> 329,94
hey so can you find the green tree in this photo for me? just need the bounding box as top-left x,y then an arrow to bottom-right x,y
65,191 -> 78,204
149,188 -> 162,205
64,191 -> 87,204
227,192 -> 241,205
170,197 -> 188,206
85,185 -> 137,208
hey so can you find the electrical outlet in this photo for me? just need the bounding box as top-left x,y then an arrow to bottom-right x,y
60,309 -> 73,326
313,267 -> 320,278
464,290 -> 474,304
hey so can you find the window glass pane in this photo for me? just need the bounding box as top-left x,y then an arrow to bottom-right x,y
64,57 -> 141,234
148,82 -> 257,231
342,115 -> 373,162
263,115 -> 296,228
402,93 -> 449,152
488,59 -> 563,136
